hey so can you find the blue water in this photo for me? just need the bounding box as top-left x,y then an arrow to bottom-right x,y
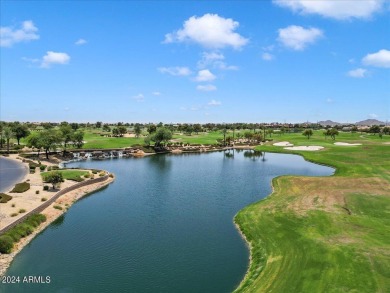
0,157 -> 28,192
3,151 -> 333,292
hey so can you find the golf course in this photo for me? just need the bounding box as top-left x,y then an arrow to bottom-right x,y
234,131 -> 390,292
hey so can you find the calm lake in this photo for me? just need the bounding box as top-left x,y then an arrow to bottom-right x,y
3,151 -> 333,292
0,157 -> 28,193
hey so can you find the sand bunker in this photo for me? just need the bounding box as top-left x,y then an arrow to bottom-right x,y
273,141 -> 293,147
284,146 -> 324,151
334,142 -> 362,146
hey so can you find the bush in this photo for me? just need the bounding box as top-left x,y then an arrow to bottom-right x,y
53,205 -> 63,210
0,235 -> 14,254
109,174 -> 114,178
1,214 -> 47,254
84,173 -> 90,178
11,203 -> 15,207
10,182 -> 30,193
0,193 -> 12,203
19,208 -> 26,213
40,165 -> 47,171
27,160 -> 40,168
36,190 -> 40,194
10,213 -> 18,217
41,197 -> 47,201
43,185 -> 49,191
47,166 -> 59,171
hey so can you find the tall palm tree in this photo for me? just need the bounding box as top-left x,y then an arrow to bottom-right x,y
3,127 -> 13,153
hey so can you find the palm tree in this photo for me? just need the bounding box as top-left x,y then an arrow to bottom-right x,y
3,127 -> 13,153
221,128 -> 228,146
302,129 -> 313,139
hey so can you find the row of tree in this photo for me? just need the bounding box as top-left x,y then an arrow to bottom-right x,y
26,127 -> 84,159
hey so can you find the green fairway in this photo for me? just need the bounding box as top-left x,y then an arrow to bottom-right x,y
82,131 -> 144,149
41,170 -> 90,182
234,132 -> 390,292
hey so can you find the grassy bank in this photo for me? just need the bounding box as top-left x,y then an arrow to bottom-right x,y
41,170 -> 90,182
234,133 -> 390,292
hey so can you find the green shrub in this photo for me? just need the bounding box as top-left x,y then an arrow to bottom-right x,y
10,213 -> 18,217
27,160 -> 40,168
10,182 -> 30,193
41,197 -> 47,201
0,235 -> 14,254
2,214 -> 46,253
0,193 -> 12,203
84,173 -> 90,178
19,208 -> 26,213
92,170 -> 98,174
40,165 -> 47,171
109,174 -> 114,178
25,214 -> 46,227
11,203 -> 15,207
47,166 -> 59,171
53,205 -> 63,210
36,190 -> 40,194
43,185 -> 49,191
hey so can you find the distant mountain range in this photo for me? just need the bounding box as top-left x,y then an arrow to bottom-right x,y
318,119 -> 386,126
318,120 -> 341,126
355,119 -> 386,126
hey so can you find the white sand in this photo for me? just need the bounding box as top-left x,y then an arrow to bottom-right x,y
273,141 -> 293,147
284,146 -> 324,151
334,142 -> 362,146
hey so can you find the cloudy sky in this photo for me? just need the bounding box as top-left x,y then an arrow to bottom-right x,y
1,1 -> 389,123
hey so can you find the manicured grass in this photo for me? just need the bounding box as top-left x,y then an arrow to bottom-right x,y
41,170 -> 89,182
234,132 -> 390,292
83,131 -> 144,149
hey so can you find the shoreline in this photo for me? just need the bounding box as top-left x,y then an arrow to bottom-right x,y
0,155 -> 115,277
0,156 -> 29,193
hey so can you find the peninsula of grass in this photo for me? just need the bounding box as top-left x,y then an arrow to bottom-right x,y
234,133 -> 390,292
41,170 -> 90,182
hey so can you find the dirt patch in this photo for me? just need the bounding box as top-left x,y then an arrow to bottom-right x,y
268,176 -> 390,215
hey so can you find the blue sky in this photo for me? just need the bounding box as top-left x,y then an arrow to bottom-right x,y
1,0 -> 389,123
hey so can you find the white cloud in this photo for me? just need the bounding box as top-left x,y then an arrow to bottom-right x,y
369,113 -> 378,118
198,52 -> 239,70
278,25 -> 323,51
164,13 -> 248,49
132,94 -> 144,101
158,66 -> 192,76
195,69 -> 216,82
197,84 -> 217,91
362,49 -> 390,68
75,39 -> 87,45
262,52 -> 275,61
273,0 -> 384,20
208,99 -> 222,106
0,20 -> 39,47
41,51 -> 70,68
22,57 -> 40,63
152,91 -> 161,96
347,68 -> 368,78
